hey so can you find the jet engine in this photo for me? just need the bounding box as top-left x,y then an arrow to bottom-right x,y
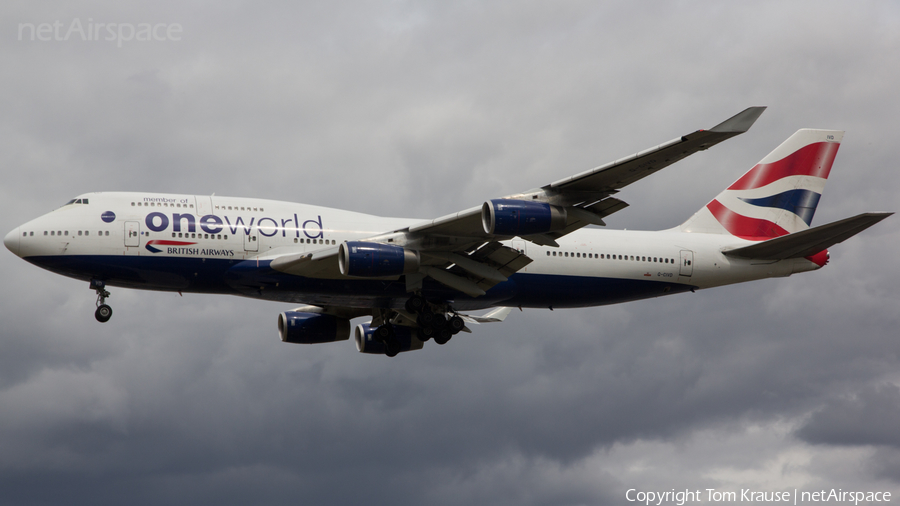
338,241 -> 419,277
354,323 -> 425,355
482,199 -> 567,236
278,312 -> 351,344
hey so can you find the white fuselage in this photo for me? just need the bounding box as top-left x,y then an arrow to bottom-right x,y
5,192 -> 822,311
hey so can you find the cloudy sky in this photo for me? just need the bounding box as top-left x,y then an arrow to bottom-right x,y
2,2 -> 900,505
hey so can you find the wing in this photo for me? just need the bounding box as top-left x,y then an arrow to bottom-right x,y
271,107 -> 766,298
406,106 -> 766,246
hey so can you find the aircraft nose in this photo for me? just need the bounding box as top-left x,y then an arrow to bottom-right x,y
4,227 -> 20,256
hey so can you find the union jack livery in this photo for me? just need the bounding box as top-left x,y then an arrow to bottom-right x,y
4,107 -> 891,357
682,129 -> 841,240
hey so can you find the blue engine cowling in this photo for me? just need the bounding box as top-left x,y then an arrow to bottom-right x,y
278,312 -> 351,344
482,199 -> 567,236
354,323 -> 425,354
338,241 -> 419,277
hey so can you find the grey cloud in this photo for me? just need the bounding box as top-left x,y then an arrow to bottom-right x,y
2,1 -> 900,505
797,384 -> 900,448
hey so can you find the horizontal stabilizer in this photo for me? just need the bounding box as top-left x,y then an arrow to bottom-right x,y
723,212 -> 892,260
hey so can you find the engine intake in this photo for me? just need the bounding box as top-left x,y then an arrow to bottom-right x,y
339,241 -> 419,277
278,312 -> 351,344
354,323 -> 425,354
482,199 -> 567,236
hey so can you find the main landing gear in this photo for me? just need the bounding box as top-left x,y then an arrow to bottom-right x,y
406,295 -> 464,345
369,295 -> 466,357
90,279 -> 112,323
374,323 -> 402,358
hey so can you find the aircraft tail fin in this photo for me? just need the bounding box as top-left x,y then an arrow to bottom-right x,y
680,129 -> 843,240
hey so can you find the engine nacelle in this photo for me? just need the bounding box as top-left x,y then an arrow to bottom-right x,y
354,323 -> 425,354
482,199 -> 567,236
278,312 -> 351,344
339,241 -> 419,277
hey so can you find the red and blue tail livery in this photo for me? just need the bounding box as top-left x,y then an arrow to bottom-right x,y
3,108 -> 891,357
682,129 -> 842,240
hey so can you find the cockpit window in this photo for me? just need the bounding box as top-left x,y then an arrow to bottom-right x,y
62,198 -> 90,206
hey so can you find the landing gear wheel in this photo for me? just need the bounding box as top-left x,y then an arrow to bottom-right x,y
374,324 -> 394,343
384,337 -> 401,357
419,325 -> 434,341
95,304 -> 113,323
417,311 -> 435,327
405,295 -> 426,314
434,328 -> 452,345
448,315 -> 465,333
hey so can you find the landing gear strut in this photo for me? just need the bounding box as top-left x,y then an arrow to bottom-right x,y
91,279 -> 112,323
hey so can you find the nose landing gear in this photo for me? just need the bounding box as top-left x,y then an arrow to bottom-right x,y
90,279 -> 112,323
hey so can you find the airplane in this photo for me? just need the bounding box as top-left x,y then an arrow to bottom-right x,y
3,107 -> 892,357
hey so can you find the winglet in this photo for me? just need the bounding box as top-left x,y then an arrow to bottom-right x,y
708,106 -> 767,134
